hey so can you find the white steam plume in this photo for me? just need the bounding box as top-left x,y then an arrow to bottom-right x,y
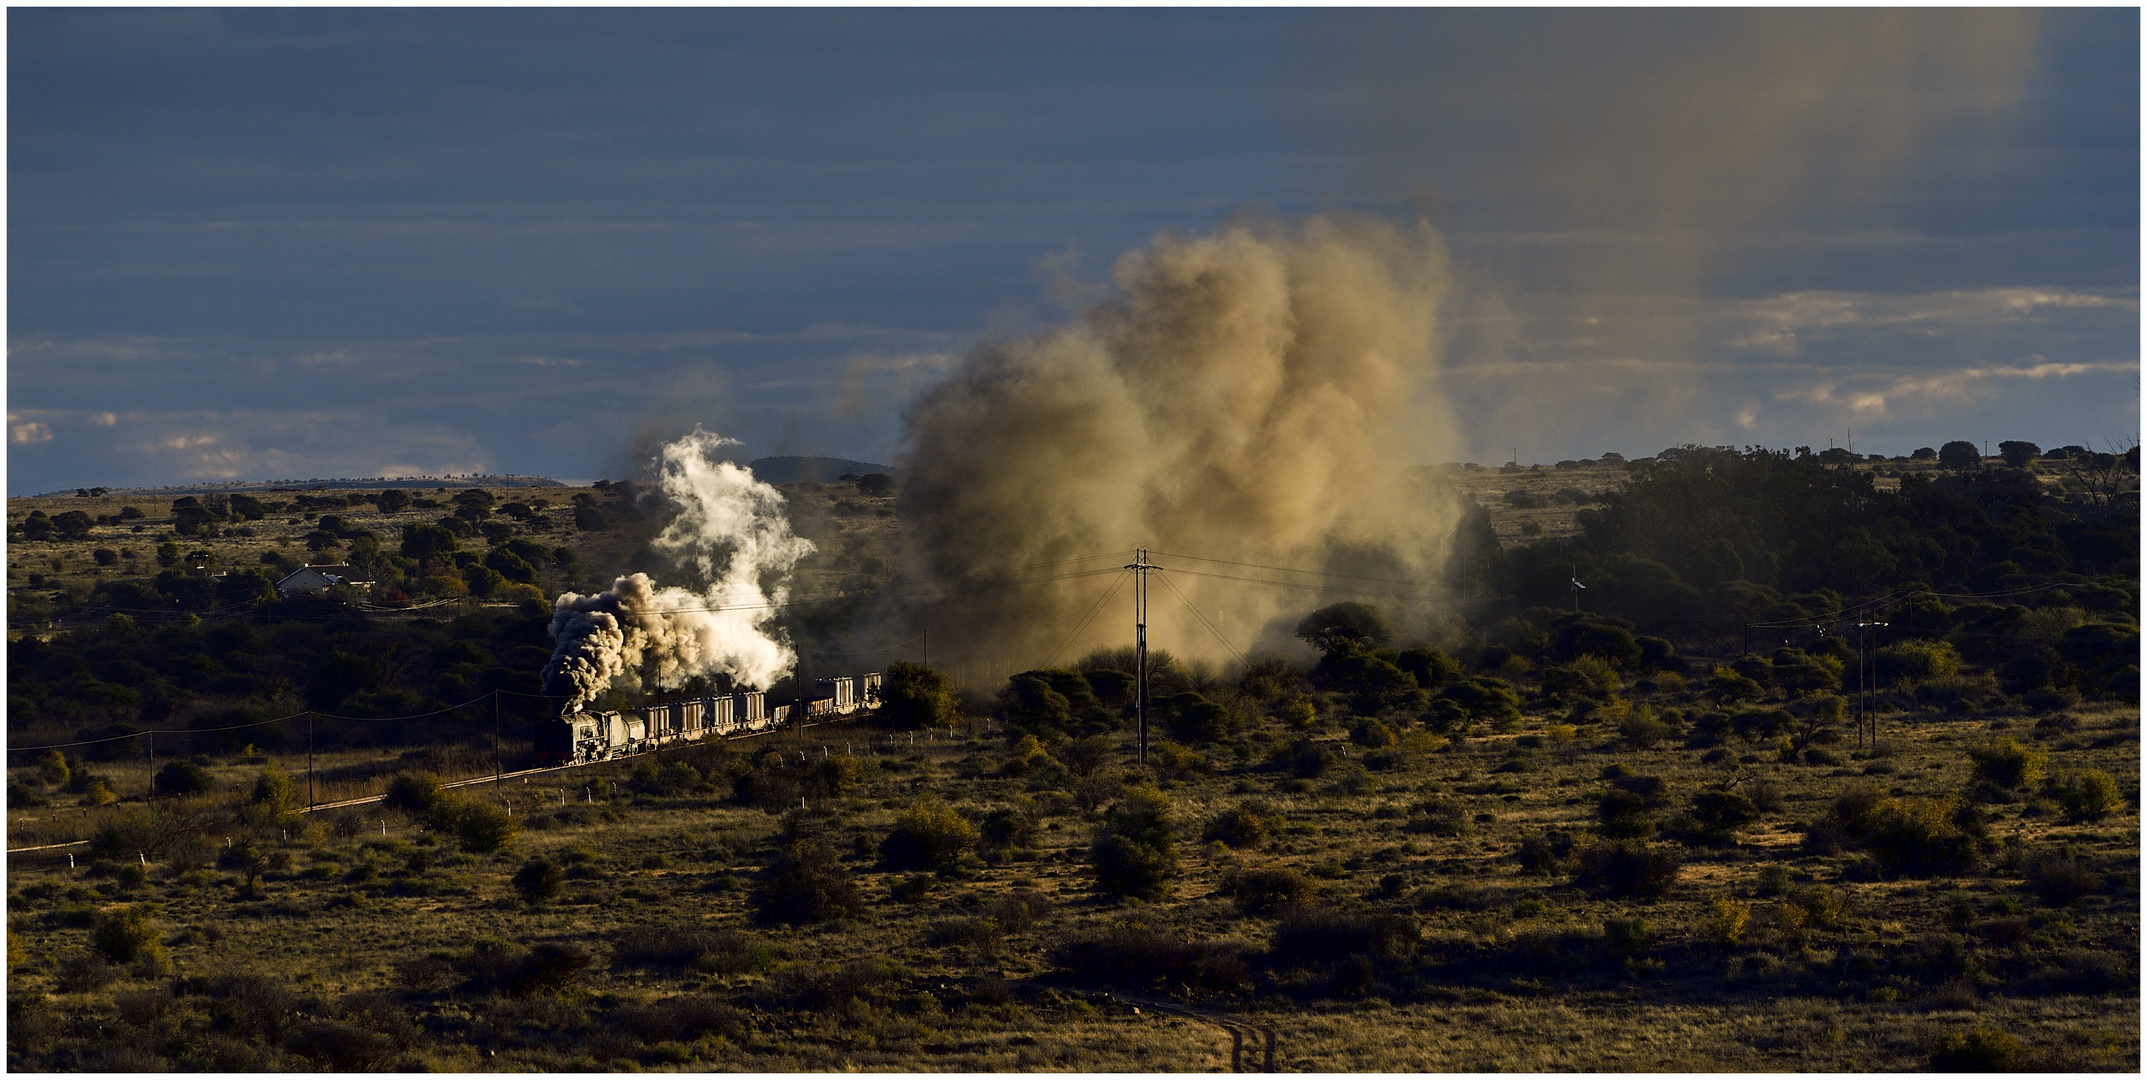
543,430 -> 815,712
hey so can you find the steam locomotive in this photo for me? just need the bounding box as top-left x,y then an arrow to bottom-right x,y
535,672 -> 883,766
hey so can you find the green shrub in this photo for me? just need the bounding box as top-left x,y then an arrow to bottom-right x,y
511,857 -> 564,906
56,951 -> 117,993
153,762 -> 215,797
980,807 -> 1039,855
1929,1027 -> 2021,1071
91,906 -> 164,968
753,826 -> 863,926
383,771 -> 443,813
1349,720 -> 1398,749
250,767 -> 297,813
1204,803 -> 1277,849
2021,686 -> 2078,713
631,759 -> 706,797
612,924 -> 773,973
1222,866 -> 1320,915
1618,707 -> 1669,749
1707,897 -> 1751,946
2050,770 -> 2121,821
453,938 -> 591,996
1270,909 -> 1418,968
429,796 -> 518,853
1966,738 -> 2046,790
879,797 -> 978,871
1092,786 -> 1177,899
1602,917 -> 1652,958
1687,790 -> 1760,834
1807,791 -> 1981,876
777,957 -> 908,1013
1404,797 -> 1471,837
1286,741 -> 1339,779
1573,841 -> 1682,896
1874,639 -> 1961,686
612,994 -> 746,1044
1783,885 -> 1844,929
1051,922 -> 1253,994
1515,830 -> 1577,873
2022,851 -> 2102,906
1596,789 -> 1655,838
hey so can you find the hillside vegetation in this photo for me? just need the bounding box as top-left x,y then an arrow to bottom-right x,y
6,441 -> 2136,1070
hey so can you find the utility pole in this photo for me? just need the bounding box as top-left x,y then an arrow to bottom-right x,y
306,717 -> 314,809
493,690 -> 502,787
1126,548 -> 1158,767
1855,619 -> 1888,747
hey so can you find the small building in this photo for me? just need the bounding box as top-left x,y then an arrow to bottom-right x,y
275,564 -> 372,596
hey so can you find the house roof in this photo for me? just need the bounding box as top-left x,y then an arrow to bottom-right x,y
275,564 -> 373,593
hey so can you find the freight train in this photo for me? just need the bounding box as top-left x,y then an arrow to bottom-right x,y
535,672 -> 883,766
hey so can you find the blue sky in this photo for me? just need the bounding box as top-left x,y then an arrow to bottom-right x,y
7,9 -> 2137,493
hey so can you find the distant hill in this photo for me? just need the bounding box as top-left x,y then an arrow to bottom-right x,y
40,474 -> 568,497
748,456 -> 896,484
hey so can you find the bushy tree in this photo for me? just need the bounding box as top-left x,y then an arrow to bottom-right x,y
399,522 -> 460,561
1938,440 -> 1981,470
1294,602 -> 1391,654
1997,440 -> 2040,467
1966,737 -> 2047,790
879,797 -> 977,871
753,820 -> 863,925
1092,786 -> 1176,900
877,660 -> 955,730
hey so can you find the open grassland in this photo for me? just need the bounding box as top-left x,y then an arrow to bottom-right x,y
8,682 -> 2136,1071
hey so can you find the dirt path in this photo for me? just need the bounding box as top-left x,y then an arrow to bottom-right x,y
1014,980 -> 1278,1072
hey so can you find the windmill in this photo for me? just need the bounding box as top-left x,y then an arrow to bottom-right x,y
1569,565 -> 1587,612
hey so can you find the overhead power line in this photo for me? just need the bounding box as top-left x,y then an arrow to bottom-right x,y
1144,548 -> 1455,592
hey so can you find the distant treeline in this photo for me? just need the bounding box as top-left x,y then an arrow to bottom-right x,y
6,442 -> 2136,762
1467,443 -> 2137,697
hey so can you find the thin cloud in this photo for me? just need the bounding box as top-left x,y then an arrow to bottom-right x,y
1721,287 -> 2137,356
1776,358 -> 2139,418
10,415 -> 55,444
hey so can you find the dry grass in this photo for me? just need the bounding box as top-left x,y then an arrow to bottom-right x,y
7,678 -> 2137,1070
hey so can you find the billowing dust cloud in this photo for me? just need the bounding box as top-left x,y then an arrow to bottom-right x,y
544,430 -> 814,711
898,214 -> 1461,667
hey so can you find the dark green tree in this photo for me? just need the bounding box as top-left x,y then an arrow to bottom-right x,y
877,660 -> 955,729
1996,440 -> 2040,467
1938,440 -> 1981,470
1294,602 -> 1391,654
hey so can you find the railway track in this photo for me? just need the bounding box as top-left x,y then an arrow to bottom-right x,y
5,714 -> 867,854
